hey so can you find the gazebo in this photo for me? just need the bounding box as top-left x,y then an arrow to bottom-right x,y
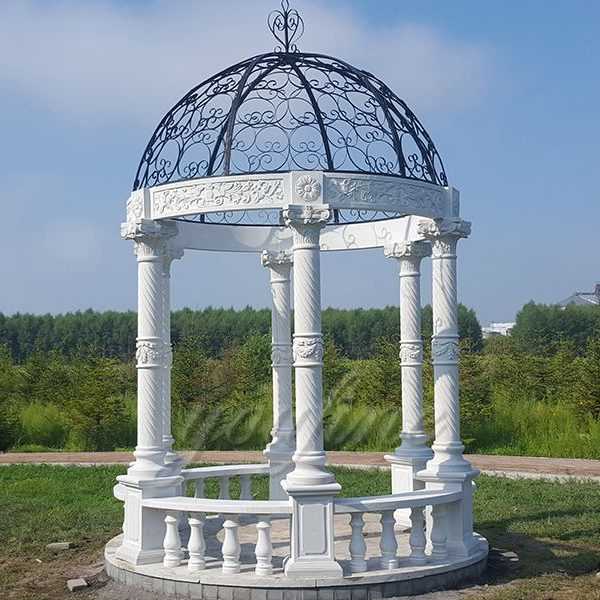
107,2 -> 488,596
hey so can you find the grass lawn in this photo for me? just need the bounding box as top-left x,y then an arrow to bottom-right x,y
1,465 -> 599,599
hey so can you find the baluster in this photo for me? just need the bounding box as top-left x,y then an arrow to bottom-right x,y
188,514 -> 206,572
255,517 -> 273,576
240,475 -> 252,500
349,513 -> 367,573
222,517 -> 241,574
219,476 -> 230,500
163,512 -> 183,568
430,504 -> 448,561
194,478 -> 205,499
408,506 -> 427,565
379,510 -> 398,570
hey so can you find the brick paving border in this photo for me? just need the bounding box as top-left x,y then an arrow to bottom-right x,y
2,450 -> 600,480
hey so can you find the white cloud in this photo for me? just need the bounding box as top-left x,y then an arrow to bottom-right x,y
0,0 -> 491,125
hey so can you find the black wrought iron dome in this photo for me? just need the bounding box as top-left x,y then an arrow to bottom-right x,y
133,1 -> 447,194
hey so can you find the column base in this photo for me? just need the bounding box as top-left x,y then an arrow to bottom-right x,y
418,442 -> 474,479
127,447 -> 170,480
286,451 -> 336,487
282,481 -> 343,579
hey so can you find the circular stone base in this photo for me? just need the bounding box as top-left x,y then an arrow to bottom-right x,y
105,514 -> 488,599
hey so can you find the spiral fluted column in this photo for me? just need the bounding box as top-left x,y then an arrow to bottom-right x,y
161,245 -> 184,475
117,219 -> 184,566
282,203 -> 342,579
283,205 -> 335,488
123,219 -> 177,479
384,241 -> 433,515
418,218 -> 472,477
262,250 -> 295,500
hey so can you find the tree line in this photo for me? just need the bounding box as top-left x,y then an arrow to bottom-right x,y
0,305 -> 483,362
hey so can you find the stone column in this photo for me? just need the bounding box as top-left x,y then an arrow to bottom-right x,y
124,219 -> 177,480
262,250 -> 295,500
416,218 -> 480,558
162,246 -> 184,476
116,219 -> 183,566
384,241 -> 433,522
282,204 -> 342,578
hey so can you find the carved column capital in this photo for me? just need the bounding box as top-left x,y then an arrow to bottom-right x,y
418,218 -> 471,240
282,204 -> 330,227
417,218 -> 471,257
122,219 -> 180,261
384,240 -> 432,260
121,218 -> 178,241
385,241 -> 431,279
261,249 -> 293,268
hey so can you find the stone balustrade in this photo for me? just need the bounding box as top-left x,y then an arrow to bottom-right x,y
114,464 -> 473,579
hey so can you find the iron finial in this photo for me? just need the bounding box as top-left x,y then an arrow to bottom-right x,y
268,0 -> 304,53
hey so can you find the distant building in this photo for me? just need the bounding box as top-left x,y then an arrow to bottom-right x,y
558,283 -> 600,307
482,322 -> 515,338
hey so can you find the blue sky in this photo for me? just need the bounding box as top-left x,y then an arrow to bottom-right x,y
1,0 -> 598,324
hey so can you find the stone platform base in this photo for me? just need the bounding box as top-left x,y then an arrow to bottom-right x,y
105,514 -> 488,599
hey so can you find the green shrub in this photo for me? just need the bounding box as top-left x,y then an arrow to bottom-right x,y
18,403 -> 69,449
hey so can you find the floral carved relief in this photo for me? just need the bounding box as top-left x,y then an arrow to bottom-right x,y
152,179 -> 285,218
431,339 -> 459,362
293,338 -> 324,362
136,341 -> 166,365
295,175 -> 322,202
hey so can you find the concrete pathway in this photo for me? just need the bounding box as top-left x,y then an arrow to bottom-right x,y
2,450 -> 600,480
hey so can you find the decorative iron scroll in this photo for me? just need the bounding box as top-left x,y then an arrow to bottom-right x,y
132,1 -> 448,230
133,52 -> 447,192
173,208 -> 406,227
268,0 -> 304,53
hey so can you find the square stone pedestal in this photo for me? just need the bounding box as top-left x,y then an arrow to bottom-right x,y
116,474 -> 184,566
282,481 -> 343,577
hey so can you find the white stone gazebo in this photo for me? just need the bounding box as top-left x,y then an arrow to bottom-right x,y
106,3 -> 488,596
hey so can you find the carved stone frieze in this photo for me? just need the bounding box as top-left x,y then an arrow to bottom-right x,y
152,178 -> 285,218
293,337 -> 324,363
325,177 -> 445,214
126,190 -> 144,224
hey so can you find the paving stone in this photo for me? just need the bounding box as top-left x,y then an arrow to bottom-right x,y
66,578 -> 88,592
250,588 -> 268,600
367,585 -> 382,600
234,587 -> 251,600
218,586 -> 234,600
266,589 -> 283,600
176,580 -> 191,598
317,589 -> 334,600
350,587 -> 367,600
163,579 -> 176,596
203,585 -> 218,600
333,588 -> 351,600
48,542 -> 72,552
